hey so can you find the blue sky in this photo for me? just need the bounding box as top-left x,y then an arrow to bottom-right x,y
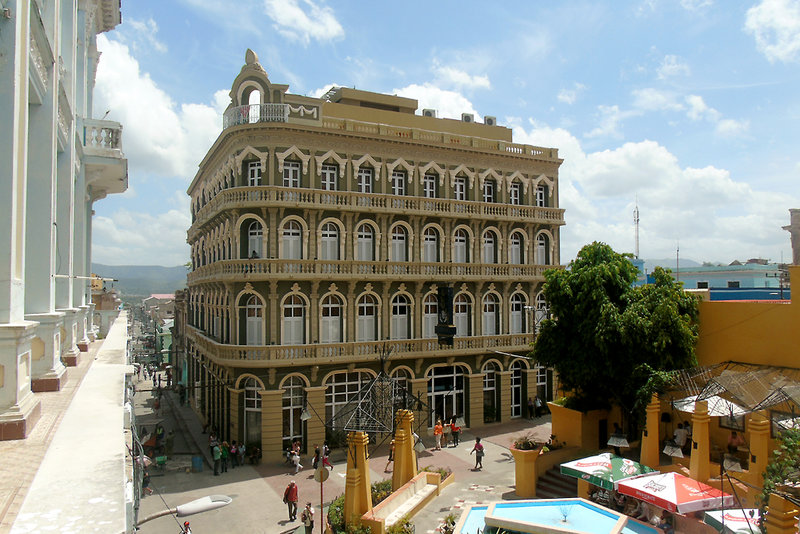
92,0 -> 800,267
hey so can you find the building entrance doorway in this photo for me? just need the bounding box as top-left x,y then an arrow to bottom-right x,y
427,365 -> 465,426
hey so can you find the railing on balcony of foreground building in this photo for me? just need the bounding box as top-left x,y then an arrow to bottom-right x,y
82,118 -> 123,155
186,325 -> 534,364
223,103 -> 290,128
187,258 -> 551,284
190,186 -> 565,235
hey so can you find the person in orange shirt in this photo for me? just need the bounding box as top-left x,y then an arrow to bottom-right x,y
433,419 -> 444,450
450,417 -> 461,447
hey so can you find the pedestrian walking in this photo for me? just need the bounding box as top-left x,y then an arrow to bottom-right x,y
470,437 -> 484,470
292,450 -> 303,473
142,469 -> 153,496
283,480 -> 299,521
212,443 -> 221,476
322,442 -> 333,470
534,395 -> 543,417
301,502 -> 315,533
220,441 -> 229,473
450,417 -> 461,447
527,397 -> 535,419
433,419 -> 444,450
384,439 -> 395,472
312,445 -> 320,470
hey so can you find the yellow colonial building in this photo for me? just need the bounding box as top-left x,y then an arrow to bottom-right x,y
182,50 -> 564,460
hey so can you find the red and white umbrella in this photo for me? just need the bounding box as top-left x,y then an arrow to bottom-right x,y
617,472 -> 735,514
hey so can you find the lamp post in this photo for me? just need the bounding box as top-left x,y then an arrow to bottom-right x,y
136,494 -> 232,527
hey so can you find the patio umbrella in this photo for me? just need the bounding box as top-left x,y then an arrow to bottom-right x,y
560,453 -> 657,490
617,472 -> 735,514
703,509 -> 760,533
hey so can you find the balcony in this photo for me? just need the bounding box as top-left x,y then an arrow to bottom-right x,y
187,258 -> 552,285
190,186 -> 565,238
187,325 -> 534,367
82,119 -> 128,200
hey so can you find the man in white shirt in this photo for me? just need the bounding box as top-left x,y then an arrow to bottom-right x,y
673,423 -> 688,448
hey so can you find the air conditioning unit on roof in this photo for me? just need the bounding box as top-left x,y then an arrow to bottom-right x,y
484,115 -> 497,126
422,109 -> 437,118
461,113 -> 474,123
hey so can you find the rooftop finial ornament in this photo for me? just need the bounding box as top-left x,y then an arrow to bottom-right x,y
245,48 -> 259,66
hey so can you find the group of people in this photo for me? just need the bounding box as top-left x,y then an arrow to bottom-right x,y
286,440 -> 334,474
589,489 -> 674,533
527,395 -> 545,419
209,430 -> 259,476
432,416 -> 462,450
282,481 -> 316,533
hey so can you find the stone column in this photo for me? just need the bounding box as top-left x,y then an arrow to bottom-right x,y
640,394 -> 661,469
689,400 -> 711,483
0,324 -> 42,440
344,431 -> 373,526
305,385 -> 326,453
26,312 -> 66,392
466,373 -> 484,428
260,389 -> 284,462
746,411 -> 771,490
60,308 -> 80,366
392,409 -> 417,491
498,370 -> 512,422
77,304 -> 91,351
87,302 -> 97,341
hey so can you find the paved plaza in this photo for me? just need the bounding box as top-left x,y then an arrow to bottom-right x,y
134,372 -> 554,534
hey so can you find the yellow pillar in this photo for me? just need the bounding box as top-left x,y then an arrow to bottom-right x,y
640,394 -> 661,469
765,494 -> 800,534
305,385 -> 326,454
344,431 -> 373,527
577,479 -> 592,500
392,409 -> 418,491
467,373 -> 484,428
260,389 -> 284,462
746,411 -> 771,489
689,400 -> 711,483
498,370 -> 512,421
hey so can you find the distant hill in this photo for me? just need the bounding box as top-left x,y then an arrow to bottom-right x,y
643,258 -> 702,273
92,263 -> 187,297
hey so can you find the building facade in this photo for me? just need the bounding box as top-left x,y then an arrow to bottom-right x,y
183,50 -> 564,459
0,0 -> 127,439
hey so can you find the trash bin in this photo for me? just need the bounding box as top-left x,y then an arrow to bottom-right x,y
192,456 -> 203,472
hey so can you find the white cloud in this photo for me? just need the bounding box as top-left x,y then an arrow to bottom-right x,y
584,105 -> 639,139
680,0 -> 713,11
393,84 -> 479,119
433,63 -> 491,90
557,83 -> 586,105
632,88 -> 684,111
715,118 -> 750,136
657,54 -> 690,79
262,0 -> 344,45
744,0 -> 800,63
94,35 -> 223,178
685,94 -> 718,121
127,18 -> 167,53
684,95 -> 749,136
510,122 -> 795,263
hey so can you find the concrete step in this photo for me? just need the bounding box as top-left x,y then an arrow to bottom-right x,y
537,466 -> 578,499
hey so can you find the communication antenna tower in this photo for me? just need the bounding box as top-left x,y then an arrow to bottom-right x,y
633,197 -> 640,259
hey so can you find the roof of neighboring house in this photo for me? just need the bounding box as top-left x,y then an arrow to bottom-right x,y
149,293 -> 175,300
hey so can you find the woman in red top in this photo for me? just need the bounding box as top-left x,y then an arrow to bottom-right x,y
433,420 -> 444,450
450,417 -> 461,447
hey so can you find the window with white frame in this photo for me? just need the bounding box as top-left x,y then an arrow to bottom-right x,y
357,294 -> 378,341
727,281 -> 740,288
391,294 -> 411,340
509,231 -> 522,264
510,361 -> 523,418
283,294 -> 305,345
245,295 -> 263,345
535,293 -> 548,334
453,229 -> 469,263
320,294 -> 343,343
536,234 -> 549,265
282,376 -> 304,452
245,378 -> 262,445
320,222 -> 339,260
483,179 -> 495,203
510,293 -> 525,334
454,177 -> 466,201
391,226 -> 407,262
321,164 -> 338,191
482,293 -> 499,336
423,293 -> 438,338
356,224 -> 375,261
454,293 -> 472,337
697,281 -> 709,289
248,220 -> 263,259
283,161 -> 301,188
325,372 -> 371,430
248,161 -> 262,186
536,185 -> 547,207
510,182 -> 521,205
357,167 -> 373,194
391,171 -> 406,196
483,361 -> 499,423
282,220 -> 302,259
423,227 -> 439,263
482,231 -> 497,264
423,173 -> 437,198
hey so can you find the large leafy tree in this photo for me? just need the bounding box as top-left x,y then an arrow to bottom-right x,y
531,241 -> 699,416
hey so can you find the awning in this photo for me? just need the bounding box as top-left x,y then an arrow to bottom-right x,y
672,395 -> 747,417
703,508 -> 760,533
560,453 -> 657,491
617,472 -> 735,514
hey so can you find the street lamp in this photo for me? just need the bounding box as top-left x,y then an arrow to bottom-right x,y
136,494 -> 232,526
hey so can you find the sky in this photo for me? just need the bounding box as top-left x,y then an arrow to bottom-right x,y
91,0 -> 800,267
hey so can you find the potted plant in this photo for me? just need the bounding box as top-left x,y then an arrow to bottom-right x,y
510,433 -> 544,498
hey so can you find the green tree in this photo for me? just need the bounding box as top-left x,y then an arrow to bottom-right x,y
531,242 -> 699,417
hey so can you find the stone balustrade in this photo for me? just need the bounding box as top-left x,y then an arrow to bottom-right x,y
82,119 -> 123,152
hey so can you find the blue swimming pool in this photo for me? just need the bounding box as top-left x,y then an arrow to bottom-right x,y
454,498 -> 661,534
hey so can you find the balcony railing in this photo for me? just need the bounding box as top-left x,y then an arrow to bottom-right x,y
187,325 -> 534,365
190,186 -> 565,237
82,119 -> 123,154
187,258 -> 550,284
222,103 -> 289,129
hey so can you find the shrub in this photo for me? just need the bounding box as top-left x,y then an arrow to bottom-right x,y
421,465 -> 452,479
327,479 -> 395,533
440,512 -> 457,534
386,516 -> 414,534
512,433 -> 539,451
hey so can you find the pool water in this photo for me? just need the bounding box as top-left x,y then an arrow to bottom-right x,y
456,498 -> 661,534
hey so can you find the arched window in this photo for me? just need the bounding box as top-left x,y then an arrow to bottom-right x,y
423,293 -> 438,338
454,293 -> 471,337
357,294 -> 378,342
482,362 -> 500,423
511,361 -> 524,418
423,227 -> 439,263
325,371 -> 371,429
320,222 -> 339,260
453,229 -> 469,263
283,220 -> 302,260
391,294 -> 411,340
356,224 -> 375,262
537,234 -> 549,265
244,377 -> 262,446
482,293 -> 499,336
510,293 -> 526,334
283,294 -> 305,345
535,293 -> 548,334
427,366 -> 466,426
282,376 -> 304,451
245,295 -> 263,345
482,230 -> 497,264
391,368 -> 412,418
509,231 -> 523,264
248,220 -> 263,259
391,226 -> 407,262
320,294 -> 343,343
